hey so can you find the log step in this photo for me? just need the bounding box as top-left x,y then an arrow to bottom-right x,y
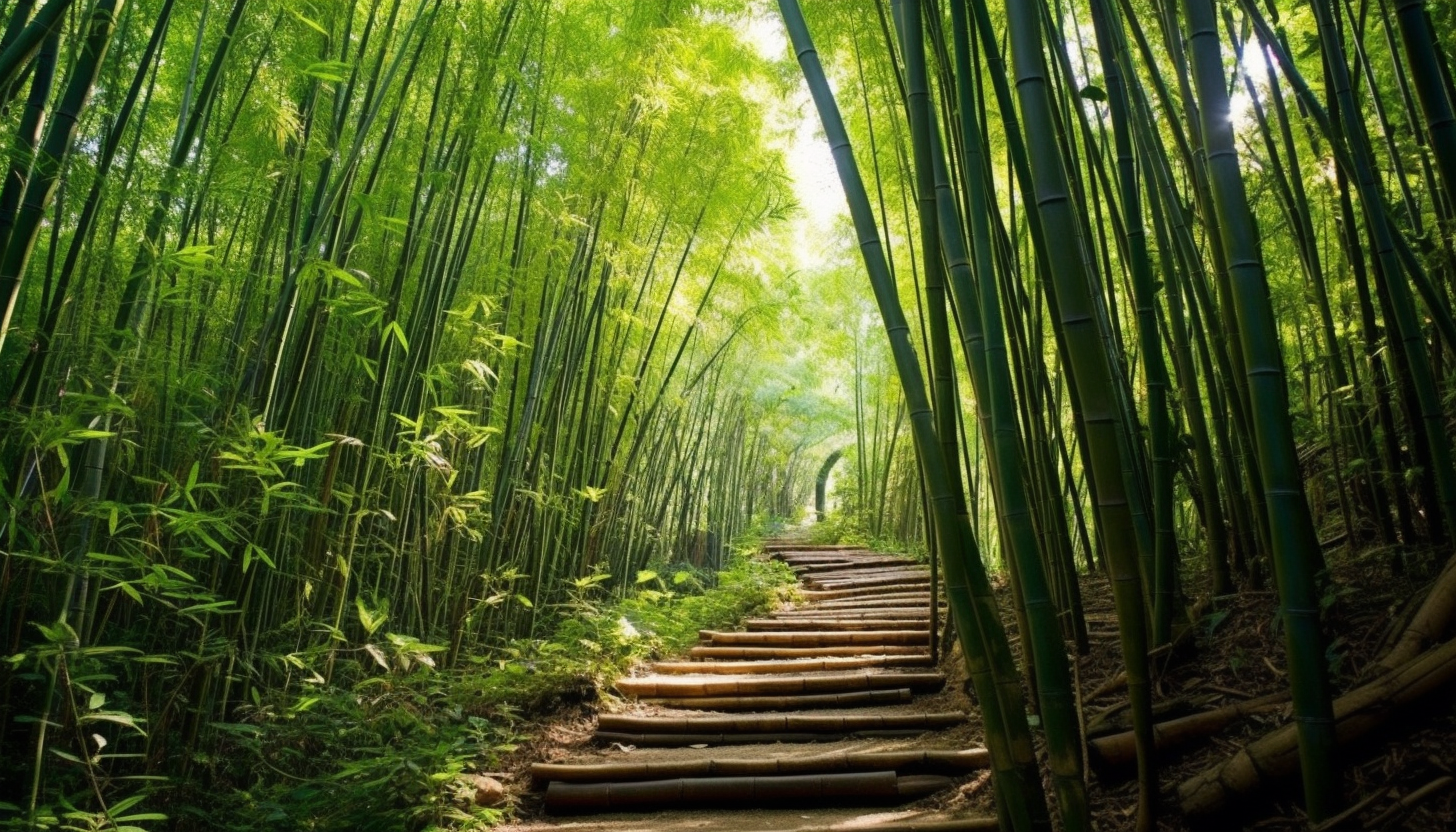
653,655 -> 936,673
701,629 -> 930,646
792,557 -> 915,573
745,618 -> 929,631
598,711 -> 966,734
689,645 -> 931,659
544,771 -> 954,813
616,672 -> 946,698
768,609 -> 926,620
801,584 -> 934,600
640,687 -> 914,710
593,729 -> 936,747
532,748 -> 988,785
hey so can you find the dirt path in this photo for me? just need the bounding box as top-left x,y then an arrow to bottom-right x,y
498,543 -> 996,832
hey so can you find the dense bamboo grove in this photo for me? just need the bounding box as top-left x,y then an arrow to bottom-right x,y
3,0 -> 1456,827
783,0 -> 1456,828
0,0 -> 866,824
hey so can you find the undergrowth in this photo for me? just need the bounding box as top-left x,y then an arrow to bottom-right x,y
6,551 -> 794,832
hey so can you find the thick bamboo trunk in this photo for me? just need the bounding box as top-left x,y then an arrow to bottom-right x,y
1178,637 -> 1456,815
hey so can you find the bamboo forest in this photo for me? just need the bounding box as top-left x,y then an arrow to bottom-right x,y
2,0 -> 1456,828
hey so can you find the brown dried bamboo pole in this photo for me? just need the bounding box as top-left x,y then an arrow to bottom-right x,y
545,772 -> 953,813
596,712 -> 966,734
639,687 -> 914,710
532,749 -> 989,785
700,630 -> 930,646
800,584 -> 935,600
1179,637 -> 1456,815
652,655 -> 935,673
744,618 -> 929,631
592,730 -> 932,746
688,645 -> 931,660
1087,691 -> 1290,771
615,672 -> 945,697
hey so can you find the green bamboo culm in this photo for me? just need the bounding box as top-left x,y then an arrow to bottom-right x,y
996,0 -> 1159,824
1179,0 -> 1341,820
894,1 -> 1088,828
775,2 -> 1050,829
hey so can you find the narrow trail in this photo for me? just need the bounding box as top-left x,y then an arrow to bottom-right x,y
503,541 -> 998,832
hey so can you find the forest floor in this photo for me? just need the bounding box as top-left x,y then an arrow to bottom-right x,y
488,544 -> 1456,831
1076,545 -> 1456,830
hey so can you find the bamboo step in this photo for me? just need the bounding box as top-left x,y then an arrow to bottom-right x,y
615,671 -> 945,698
653,655 -> 935,673
532,748 -> 987,785
792,557 -> 914,573
598,711 -> 966,735
745,618 -> 929,631
545,771 -> 954,813
640,687 -> 914,710
800,584 -> 934,600
701,629 -> 930,647
689,645 -> 931,660
769,609 -> 933,620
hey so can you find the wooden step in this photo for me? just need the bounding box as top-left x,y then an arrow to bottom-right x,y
616,671 -> 945,698
544,770 -> 954,813
652,655 -> 935,674
701,629 -> 930,647
745,618 -> 929,631
598,711 -> 966,735
638,687 -> 915,710
532,748 -> 987,785
689,645 -> 931,659
801,584 -> 934,600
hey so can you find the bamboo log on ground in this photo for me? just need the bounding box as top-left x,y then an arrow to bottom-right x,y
1378,554 -> 1456,672
653,655 -> 935,673
1087,691 -> 1290,772
639,687 -> 915,710
532,748 -> 989,785
597,711 -> 966,734
1178,637 -> 1456,816
544,771 -> 954,813
699,629 -> 930,646
689,645 -> 931,660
